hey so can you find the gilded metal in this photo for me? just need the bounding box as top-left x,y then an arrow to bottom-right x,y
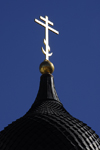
39,59 -> 54,74
35,16 -> 59,60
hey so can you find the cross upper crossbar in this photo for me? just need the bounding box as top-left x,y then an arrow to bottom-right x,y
40,16 -> 54,26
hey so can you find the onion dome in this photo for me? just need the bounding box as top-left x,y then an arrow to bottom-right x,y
0,73 -> 100,150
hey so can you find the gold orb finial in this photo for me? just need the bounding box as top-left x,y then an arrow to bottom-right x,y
39,60 -> 54,74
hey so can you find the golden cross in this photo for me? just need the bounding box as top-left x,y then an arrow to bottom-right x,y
35,16 -> 59,60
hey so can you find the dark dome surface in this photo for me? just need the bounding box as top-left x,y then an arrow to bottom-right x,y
0,74 -> 100,150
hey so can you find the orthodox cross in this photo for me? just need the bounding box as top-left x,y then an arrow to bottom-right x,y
35,16 -> 59,60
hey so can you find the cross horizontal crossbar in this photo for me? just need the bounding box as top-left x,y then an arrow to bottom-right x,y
35,19 -> 59,34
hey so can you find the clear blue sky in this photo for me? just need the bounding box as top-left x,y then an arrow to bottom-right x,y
0,0 -> 100,136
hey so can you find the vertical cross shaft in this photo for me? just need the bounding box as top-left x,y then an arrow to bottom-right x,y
45,16 -> 49,60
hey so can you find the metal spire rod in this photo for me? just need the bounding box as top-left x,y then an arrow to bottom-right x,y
35,16 -> 59,60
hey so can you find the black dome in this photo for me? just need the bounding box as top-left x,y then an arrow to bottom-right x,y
0,74 -> 100,150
